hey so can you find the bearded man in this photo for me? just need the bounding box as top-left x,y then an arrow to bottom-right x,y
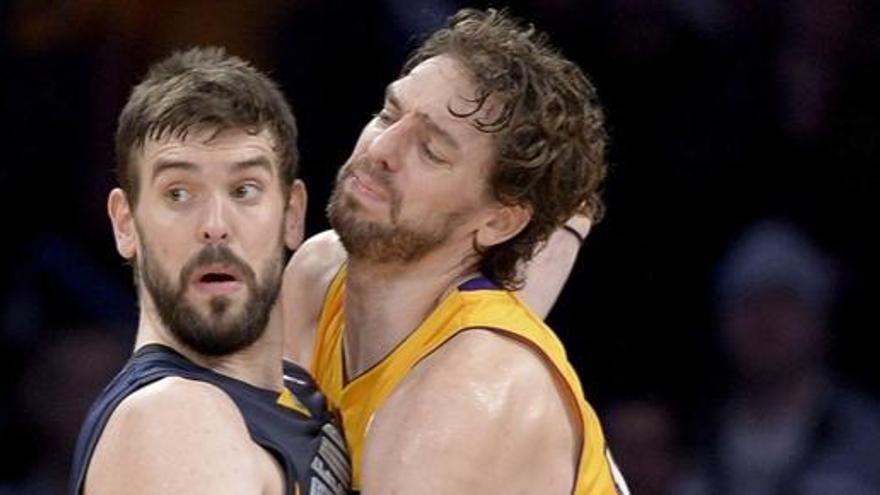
70,47 -> 350,495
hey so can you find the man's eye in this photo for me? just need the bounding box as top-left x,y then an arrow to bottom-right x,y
232,183 -> 261,200
420,143 -> 445,163
374,110 -> 395,125
167,187 -> 191,202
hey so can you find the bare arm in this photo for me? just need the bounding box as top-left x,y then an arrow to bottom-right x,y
84,378 -> 281,495
517,214 -> 591,318
281,230 -> 347,367
361,330 -> 580,495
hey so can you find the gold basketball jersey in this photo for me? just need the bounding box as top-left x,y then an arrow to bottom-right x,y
311,266 -> 627,494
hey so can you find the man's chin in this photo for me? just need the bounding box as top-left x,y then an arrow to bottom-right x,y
182,293 -> 241,319
170,305 -> 263,356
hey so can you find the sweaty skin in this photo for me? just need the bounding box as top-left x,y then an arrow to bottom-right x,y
283,55 -> 597,494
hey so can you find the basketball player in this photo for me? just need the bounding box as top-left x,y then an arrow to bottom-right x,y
70,47 -> 350,495
283,8 -> 628,494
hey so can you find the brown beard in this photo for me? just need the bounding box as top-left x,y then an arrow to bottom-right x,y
138,234 -> 284,357
326,156 -> 466,264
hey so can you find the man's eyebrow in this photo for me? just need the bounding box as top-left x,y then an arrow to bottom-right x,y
386,82 -> 460,151
150,156 -> 274,182
232,156 -> 273,174
151,160 -> 197,182
385,84 -> 402,109
420,114 -> 461,152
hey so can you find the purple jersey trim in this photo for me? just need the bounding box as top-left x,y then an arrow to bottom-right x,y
458,276 -> 500,291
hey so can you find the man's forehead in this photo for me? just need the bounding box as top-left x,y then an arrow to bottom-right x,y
138,126 -> 279,170
390,55 -> 502,140
392,55 -> 478,108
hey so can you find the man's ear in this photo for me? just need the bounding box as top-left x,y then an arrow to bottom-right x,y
475,203 -> 532,248
108,188 -> 138,259
284,180 -> 307,251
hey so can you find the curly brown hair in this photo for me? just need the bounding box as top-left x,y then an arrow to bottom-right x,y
403,8 -> 608,290
115,46 -> 299,206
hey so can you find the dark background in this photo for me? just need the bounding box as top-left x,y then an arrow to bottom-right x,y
2,1 -> 878,493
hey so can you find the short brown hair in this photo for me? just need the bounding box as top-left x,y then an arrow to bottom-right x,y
115,46 -> 298,205
404,8 -> 608,289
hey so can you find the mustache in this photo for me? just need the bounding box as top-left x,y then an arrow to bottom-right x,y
339,156 -> 402,221
342,156 -> 393,190
178,245 -> 257,291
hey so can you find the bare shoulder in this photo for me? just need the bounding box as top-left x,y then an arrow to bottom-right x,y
362,330 -> 579,494
85,377 -> 279,495
284,230 -> 347,284
283,230 -> 347,303
282,230 -> 347,365
396,329 -> 569,414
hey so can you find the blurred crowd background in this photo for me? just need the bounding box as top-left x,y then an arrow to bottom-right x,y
2,1 -> 879,494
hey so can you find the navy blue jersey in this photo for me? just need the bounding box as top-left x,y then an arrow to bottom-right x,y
70,344 -> 351,494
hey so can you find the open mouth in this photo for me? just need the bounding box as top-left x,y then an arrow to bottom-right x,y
192,266 -> 243,295
200,272 -> 238,283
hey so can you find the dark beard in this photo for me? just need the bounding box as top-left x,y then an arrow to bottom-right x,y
327,158 -> 459,263
139,242 -> 283,357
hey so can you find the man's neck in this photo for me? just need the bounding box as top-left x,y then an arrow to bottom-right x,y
343,247 -> 479,381
135,305 -> 285,391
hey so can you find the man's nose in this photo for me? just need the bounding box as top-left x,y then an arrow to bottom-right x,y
365,116 -> 414,173
199,195 -> 230,244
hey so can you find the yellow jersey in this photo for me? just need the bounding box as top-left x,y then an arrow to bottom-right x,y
311,267 -> 628,494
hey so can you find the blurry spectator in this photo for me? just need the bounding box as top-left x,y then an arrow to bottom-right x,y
0,327 -> 129,495
681,220 -> 880,495
605,398 -> 689,495
776,0 -> 861,142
